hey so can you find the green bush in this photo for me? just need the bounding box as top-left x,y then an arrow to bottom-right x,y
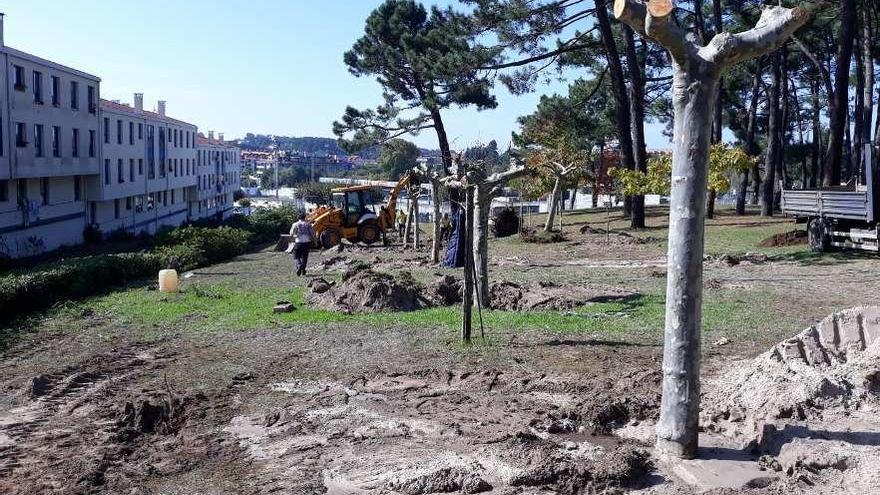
0,253 -> 162,327
154,244 -> 207,272
155,226 -> 252,265
243,205 -> 302,243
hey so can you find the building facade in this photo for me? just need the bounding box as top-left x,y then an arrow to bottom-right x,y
0,16 -> 241,258
191,132 -> 240,222
89,97 -> 198,236
0,35 -> 101,257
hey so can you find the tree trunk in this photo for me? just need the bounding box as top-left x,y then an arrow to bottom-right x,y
461,186 -> 474,344
655,67 -> 717,460
859,9 -> 874,178
596,2 -> 637,220
823,0 -> 857,186
737,67 -> 763,215
404,195 -> 415,244
472,188 -> 491,309
706,189 -> 717,219
624,26 -> 648,229
544,177 -> 561,233
569,187 -> 577,210
810,77 -> 821,188
762,54 -> 782,216
412,190 -> 420,249
614,0 -> 811,459
711,0 -> 724,145
430,179 -> 442,262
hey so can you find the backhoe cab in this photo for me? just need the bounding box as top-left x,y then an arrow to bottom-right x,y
307,173 -> 411,249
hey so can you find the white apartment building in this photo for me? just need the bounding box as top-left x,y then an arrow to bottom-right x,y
0,15 -> 242,258
0,18 -> 101,257
191,132 -> 240,221
89,96 -> 198,236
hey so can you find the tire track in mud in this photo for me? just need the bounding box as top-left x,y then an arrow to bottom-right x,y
0,345 -> 174,493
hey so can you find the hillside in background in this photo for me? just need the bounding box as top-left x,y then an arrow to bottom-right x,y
237,134 -> 438,160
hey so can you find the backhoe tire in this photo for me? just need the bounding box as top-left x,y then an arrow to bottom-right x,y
358,222 -> 381,245
808,218 -> 831,253
319,229 -> 342,250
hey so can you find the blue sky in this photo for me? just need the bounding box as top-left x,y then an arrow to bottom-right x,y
5,1 -> 672,150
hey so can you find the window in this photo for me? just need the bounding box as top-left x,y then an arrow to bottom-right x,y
51,76 -> 60,106
90,202 -> 96,223
163,191 -> 168,206
117,120 -> 122,145
13,65 -> 25,90
87,86 -> 96,114
171,189 -> 175,204
117,159 -> 124,183
126,197 -> 132,210
71,128 -> 79,157
40,178 -> 50,205
129,159 -> 135,182
89,130 -> 96,157
52,126 -> 60,157
104,159 -> 110,185
17,179 -> 27,206
74,176 -> 81,201
32,71 -> 43,104
129,122 -> 134,145
0,180 -> 8,202
70,81 -> 79,109
15,122 -> 26,147
114,199 -> 120,219
103,118 -> 109,143
168,130 -> 172,143
138,158 -> 143,175
33,124 -> 44,157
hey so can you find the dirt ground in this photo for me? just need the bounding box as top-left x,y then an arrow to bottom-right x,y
2,209 -> 880,494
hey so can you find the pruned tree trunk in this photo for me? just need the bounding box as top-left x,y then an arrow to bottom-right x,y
544,177 -> 561,233
430,179 -> 442,263
412,189 -> 420,249
624,25 -> 648,229
615,0 -> 812,459
473,191 -> 491,309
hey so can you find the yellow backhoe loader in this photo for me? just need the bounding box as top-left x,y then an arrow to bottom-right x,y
307,173 -> 412,249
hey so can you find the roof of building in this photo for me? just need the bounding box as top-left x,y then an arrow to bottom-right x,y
99,98 -> 196,128
197,135 -> 239,148
2,45 -> 101,81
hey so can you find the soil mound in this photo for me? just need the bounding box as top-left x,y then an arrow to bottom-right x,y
308,264 -> 432,313
702,306 -> 880,444
427,275 -> 462,306
707,252 -> 770,266
488,281 -> 637,311
759,229 -> 807,247
521,228 -> 568,244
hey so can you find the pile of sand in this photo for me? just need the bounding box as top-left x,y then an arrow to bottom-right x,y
702,307 -> 880,445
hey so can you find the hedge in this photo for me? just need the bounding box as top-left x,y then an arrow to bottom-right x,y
1,225 -> 256,327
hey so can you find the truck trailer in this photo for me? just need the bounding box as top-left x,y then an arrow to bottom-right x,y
782,145 -> 877,252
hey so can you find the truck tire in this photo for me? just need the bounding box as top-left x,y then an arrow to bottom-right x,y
808,218 -> 831,253
319,229 -> 342,250
358,222 -> 381,245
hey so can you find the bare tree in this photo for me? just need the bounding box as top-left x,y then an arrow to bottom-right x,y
615,0 -> 813,458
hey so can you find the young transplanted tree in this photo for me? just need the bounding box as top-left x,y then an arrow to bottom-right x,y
333,0 -> 497,261
614,0 -> 814,458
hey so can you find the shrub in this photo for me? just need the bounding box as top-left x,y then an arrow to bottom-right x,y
0,253 -> 162,327
154,244 -> 207,272
83,224 -> 103,244
245,205 -> 302,243
155,226 -> 252,265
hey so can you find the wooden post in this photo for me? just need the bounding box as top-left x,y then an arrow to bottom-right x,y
615,0 -> 813,459
462,185 -> 474,345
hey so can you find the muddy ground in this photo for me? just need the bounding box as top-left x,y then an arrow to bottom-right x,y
2,209 -> 880,494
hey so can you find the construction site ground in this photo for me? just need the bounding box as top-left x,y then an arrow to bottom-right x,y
2,207 -> 879,494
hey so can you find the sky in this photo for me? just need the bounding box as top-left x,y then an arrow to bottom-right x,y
5,1 -> 673,151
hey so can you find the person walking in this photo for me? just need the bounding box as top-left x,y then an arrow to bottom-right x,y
289,212 -> 316,276
396,208 -> 407,239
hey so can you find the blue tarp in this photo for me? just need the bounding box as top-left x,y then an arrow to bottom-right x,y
442,204 -> 465,268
